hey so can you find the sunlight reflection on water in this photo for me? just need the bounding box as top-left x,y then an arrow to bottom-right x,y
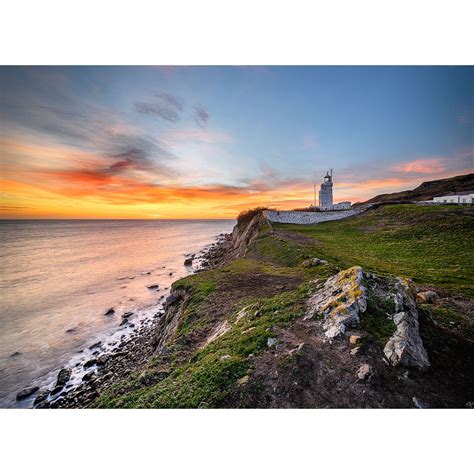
0,219 -> 234,406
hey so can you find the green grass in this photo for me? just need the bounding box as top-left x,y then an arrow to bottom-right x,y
418,303 -> 474,341
276,205 -> 474,296
95,284 -> 309,408
171,270 -> 219,339
359,288 -> 397,347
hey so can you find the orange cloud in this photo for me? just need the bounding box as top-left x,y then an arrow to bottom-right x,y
1,136 -> 470,219
391,158 -> 445,174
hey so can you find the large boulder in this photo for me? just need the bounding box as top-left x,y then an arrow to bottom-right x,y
56,368 -> 71,387
383,278 -> 430,370
33,390 -> 50,405
306,266 -> 430,371
306,266 -> 367,339
16,386 -> 39,400
416,290 -> 438,304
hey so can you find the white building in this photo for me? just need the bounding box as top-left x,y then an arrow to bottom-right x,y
318,169 -> 351,210
333,201 -> 352,210
432,192 -> 474,204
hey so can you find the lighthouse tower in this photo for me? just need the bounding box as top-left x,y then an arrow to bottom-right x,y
319,169 -> 333,210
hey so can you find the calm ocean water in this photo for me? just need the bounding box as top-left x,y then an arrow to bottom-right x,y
0,219 -> 234,407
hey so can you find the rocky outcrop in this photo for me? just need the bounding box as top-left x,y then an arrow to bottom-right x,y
152,288 -> 189,351
306,266 -> 367,339
383,278 -> 430,370
231,212 -> 268,258
306,266 -> 430,370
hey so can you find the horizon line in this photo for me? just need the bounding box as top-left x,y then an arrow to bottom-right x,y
0,217 -> 236,221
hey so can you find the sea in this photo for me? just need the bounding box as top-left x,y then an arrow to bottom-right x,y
0,219 -> 235,407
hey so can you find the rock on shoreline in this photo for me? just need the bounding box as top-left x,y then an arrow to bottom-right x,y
16,386 -> 39,401
37,232 -> 233,409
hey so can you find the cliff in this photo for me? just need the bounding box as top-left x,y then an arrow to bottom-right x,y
47,203 -> 474,408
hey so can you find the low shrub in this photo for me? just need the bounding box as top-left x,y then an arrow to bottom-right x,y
237,207 -> 272,226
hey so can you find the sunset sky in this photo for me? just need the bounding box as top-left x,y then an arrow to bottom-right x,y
1,66 -> 473,219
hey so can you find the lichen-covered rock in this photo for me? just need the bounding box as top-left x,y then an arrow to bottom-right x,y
383,278 -> 430,370
307,267 -> 430,370
416,290 -> 438,304
306,266 -> 367,339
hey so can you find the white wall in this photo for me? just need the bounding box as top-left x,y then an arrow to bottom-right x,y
264,208 -> 363,225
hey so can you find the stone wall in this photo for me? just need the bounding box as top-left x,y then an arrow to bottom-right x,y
263,208 -> 364,225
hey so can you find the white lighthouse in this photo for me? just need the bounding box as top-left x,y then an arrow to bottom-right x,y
317,169 -> 351,211
319,169 -> 334,210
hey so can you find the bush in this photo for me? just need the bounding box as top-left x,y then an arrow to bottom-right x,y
236,207 -> 271,226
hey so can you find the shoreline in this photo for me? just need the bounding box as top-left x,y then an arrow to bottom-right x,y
21,205 -> 474,408
30,232 -> 233,409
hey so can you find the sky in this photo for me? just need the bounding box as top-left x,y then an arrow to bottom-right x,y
0,66 -> 473,219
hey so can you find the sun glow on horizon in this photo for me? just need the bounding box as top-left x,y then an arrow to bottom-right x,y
1,67 -> 472,218
1,134 -> 472,219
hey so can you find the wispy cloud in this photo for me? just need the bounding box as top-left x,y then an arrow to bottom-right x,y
134,101 -> 181,123
391,158 -> 446,174
156,92 -> 183,111
193,105 -> 209,128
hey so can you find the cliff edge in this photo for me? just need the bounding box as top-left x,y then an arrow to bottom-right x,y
47,204 -> 474,408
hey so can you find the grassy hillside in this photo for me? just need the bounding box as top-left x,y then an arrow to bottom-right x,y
94,204 -> 473,408
364,173 -> 474,204
276,204 -> 474,297
94,218 -> 337,408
